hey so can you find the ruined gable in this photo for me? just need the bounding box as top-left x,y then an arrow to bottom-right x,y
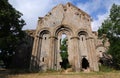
30,2 -> 108,72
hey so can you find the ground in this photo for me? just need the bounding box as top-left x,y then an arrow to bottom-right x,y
0,69 -> 120,78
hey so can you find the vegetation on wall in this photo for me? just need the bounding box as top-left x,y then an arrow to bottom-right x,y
98,4 -> 120,69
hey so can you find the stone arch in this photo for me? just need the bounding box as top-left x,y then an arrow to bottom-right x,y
53,25 -> 74,70
39,30 -> 50,37
37,27 -> 51,37
37,29 -> 51,69
78,31 -> 88,53
78,31 -> 88,37
76,28 -> 89,37
54,25 -> 74,37
78,30 -> 89,69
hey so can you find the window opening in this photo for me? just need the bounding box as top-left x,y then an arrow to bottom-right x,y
42,57 -> 44,62
45,37 -> 46,40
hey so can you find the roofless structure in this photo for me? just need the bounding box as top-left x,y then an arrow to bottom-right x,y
30,3 -> 109,72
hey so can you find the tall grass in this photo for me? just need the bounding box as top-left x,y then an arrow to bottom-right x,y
99,65 -> 114,72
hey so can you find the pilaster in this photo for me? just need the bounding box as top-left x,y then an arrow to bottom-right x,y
49,36 -> 57,69
70,36 -> 80,72
30,36 -> 40,70
86,37 -> 99,71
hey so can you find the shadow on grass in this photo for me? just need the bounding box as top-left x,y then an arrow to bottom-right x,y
0,68 -> 38,78
0,68 -> 10,78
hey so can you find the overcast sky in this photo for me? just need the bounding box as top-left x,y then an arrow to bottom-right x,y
9,0 -> 120,31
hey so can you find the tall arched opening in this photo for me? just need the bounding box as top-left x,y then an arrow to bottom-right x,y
78,31 -> 89,70
38,30 -> 50,69
59,34 -> 71,69
54,25 -> 73,70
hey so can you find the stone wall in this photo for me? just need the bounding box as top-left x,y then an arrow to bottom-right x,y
30,2 -> 108,72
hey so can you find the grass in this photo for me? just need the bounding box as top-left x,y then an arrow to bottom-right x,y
99,65 -> 114,72
0,67 -> 120,78
4,71 -> 120,78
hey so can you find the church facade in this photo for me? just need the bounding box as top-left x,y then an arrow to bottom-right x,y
30,3 -> 109,72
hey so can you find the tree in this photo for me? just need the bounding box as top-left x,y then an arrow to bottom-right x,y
60,38 -> 68,59
98,4 -> 120,69
60,38 -> 71,69
0,0 -> 25,68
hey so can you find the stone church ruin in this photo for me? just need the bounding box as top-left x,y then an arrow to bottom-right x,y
30,3 -> 109,72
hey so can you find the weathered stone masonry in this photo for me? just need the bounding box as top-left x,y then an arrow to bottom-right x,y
30,3 -> 109,72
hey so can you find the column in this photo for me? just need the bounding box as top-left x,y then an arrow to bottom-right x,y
30,36 -> 40,70
37,37 -> 42,67
49,36 -> 57,69
91,38 -> 99,71
86,37 -> 93,71
87,37 -> 99,71
57,37 -> 62,70
70,36 -> 80,72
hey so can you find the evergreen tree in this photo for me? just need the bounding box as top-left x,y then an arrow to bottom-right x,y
60,38 -> 71,69
0,0 -> 25,68
98,4 -> 120,69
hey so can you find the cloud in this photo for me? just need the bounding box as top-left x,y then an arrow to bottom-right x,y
91,13 -> 109,31
9,0 -> 75,29
76,0 -> 120,31
77,0 -> 102,14
91,0 -> 120,31
9,0 -> 53,29
9,0 -> 120,31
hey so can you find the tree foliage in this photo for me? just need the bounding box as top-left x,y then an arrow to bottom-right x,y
60,38 -> 71,69
98,4 -> 120,69
0,0 -> 25,68
60,38 -> 68,59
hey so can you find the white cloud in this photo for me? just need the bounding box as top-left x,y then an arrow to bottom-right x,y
76,0 -> 120,31
9,0 -> 120,31
9,0 -> 53,29
91,13 -> 109,31
77,0 -> 102,14
91,0 -> 120,31
9,0 -> 74,30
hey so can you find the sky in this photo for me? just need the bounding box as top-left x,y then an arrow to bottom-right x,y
9,0 -> 120,31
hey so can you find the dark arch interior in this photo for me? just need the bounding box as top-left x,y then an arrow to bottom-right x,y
55,25 -> 72,37
82,57 -> 89,69
39,30 -> 50,37
78,31 -> 88,37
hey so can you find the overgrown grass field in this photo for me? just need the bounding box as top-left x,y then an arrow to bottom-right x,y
0,69 -> 120,78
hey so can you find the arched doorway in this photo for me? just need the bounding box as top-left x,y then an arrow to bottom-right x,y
81,57 -> 89,69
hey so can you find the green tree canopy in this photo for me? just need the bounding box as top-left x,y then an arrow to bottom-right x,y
60,38 -> 68,59
98,4 -> 120,69
0,0 -> 25,68
60,38 -> 71,69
